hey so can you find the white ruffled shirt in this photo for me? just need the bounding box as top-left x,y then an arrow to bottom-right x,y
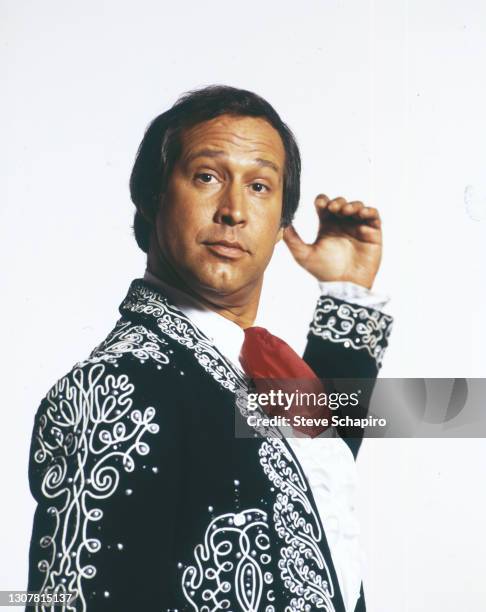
144,271 -> 389,612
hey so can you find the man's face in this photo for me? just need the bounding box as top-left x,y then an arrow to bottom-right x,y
153,114 -> 285,303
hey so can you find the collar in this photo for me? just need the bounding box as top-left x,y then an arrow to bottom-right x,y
119,276 -> 282,437
142,271 -> 246,371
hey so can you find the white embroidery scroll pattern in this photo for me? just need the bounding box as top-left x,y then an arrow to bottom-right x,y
121,281 -> 245,391
121,283 -> 283,439
84,319 -> 170,366
33,363 -> 160,611
234,386 -> 283,439
310,297 -> 393,368
182,509 -> 276,612
259,439 -> 336,612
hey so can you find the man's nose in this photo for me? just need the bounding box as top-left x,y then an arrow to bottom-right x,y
213,182 -> 247,227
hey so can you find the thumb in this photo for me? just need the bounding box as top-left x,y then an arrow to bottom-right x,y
283,225 -> 311,262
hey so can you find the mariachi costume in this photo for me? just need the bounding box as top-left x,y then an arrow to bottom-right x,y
27,279 -> 393,611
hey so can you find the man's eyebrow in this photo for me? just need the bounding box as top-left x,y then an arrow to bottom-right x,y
184,149 -> 281,175
184,149 -> 226,164
254,158 -> 280,175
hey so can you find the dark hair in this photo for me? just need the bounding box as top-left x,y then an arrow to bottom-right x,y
129,85 -> 301,252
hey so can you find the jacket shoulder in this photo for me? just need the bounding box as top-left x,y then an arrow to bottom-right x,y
80,317 -> 172,370
29,318 -> 180,497
33,317 -> 176,413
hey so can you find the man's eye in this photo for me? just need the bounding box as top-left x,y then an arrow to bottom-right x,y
251,183 -> 268,193
195,173 -> 215,183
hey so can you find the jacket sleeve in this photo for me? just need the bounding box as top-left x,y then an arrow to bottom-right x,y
26,355 -> 185,609
302,294 -> 394,458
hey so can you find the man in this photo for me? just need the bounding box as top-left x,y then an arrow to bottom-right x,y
27,85 -> 393,611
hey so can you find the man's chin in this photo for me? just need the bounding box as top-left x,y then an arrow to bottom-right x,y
196,276 -> 242,298
187,268 -> 254,301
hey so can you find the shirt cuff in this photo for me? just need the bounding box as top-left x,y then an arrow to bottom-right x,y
318,281 -> 390,312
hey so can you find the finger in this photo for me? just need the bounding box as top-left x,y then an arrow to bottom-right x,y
358,206 -> 381,228
341,201 -> 365,216
358,206 -> 380,219
314,193 -> 330,212
283,225 -> 311,261
314,194 -> 332,223
357,223 -> 382,244
283,224 -> 308,248
327,197 -> 348,214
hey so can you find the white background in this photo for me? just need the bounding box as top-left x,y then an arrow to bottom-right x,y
2,0 -> 486,609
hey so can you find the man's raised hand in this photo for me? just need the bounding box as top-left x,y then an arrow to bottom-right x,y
283,194 -> 383,289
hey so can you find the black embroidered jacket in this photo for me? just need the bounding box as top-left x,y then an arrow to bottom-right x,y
27,279 -> 393,611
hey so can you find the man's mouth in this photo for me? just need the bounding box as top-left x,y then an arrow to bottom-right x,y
202,240 -> 249,260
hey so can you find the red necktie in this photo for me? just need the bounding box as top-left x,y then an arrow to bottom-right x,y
240,326 -> 331,437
